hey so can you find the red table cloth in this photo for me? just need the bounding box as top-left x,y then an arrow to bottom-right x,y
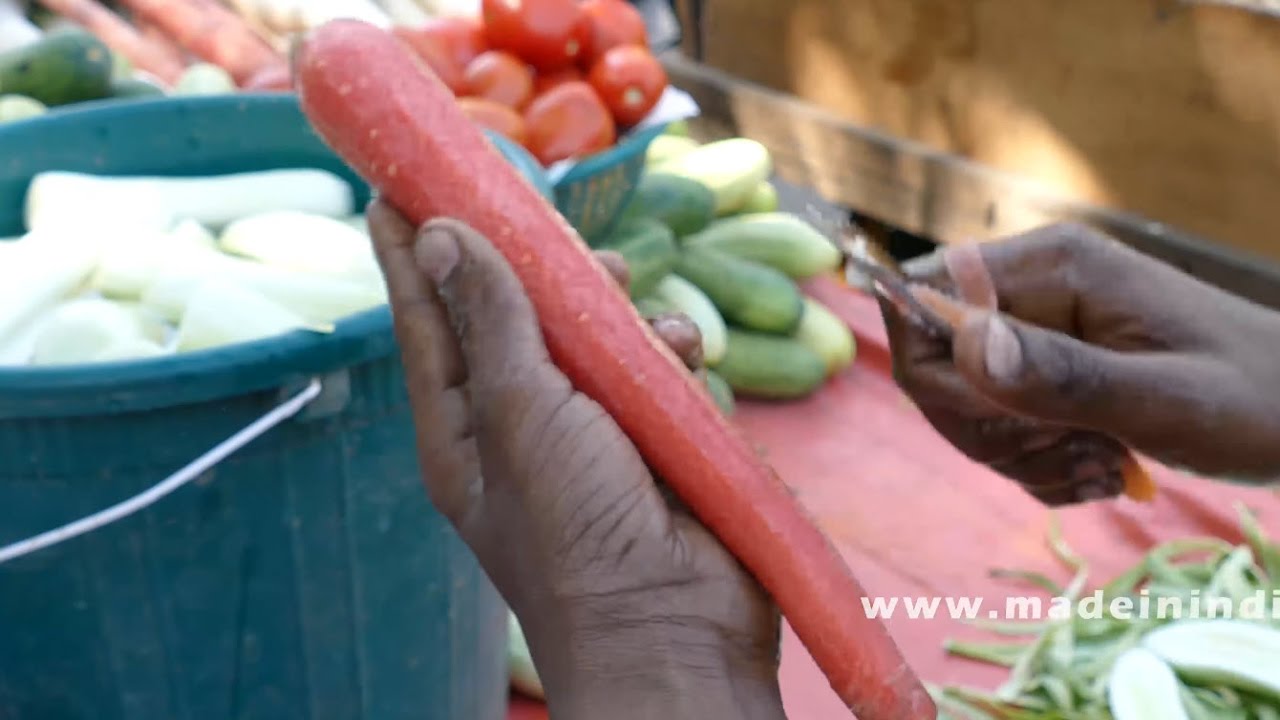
509,278 -> 1280,719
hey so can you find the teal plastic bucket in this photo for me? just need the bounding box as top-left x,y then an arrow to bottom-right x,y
0,95 -> 510,720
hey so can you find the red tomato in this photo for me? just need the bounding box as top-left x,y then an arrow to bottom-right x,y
393,26 -> 464,92
532,66 -> 582,94
578,0 -> 648,67
458,97 -> 528,146
481,0 -> 585,72
462,50 -> 535,108
415,16 -> 488,70
587,45 -> 666,127
522,81 -> 616,164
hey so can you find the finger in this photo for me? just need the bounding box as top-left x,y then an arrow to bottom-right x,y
367,201 -> 477,521
943,243 -> 997,310
413,217 -> 557,416
989,432 -> 1128,506
949,307 -> 1218,436
878,293 -> 991,412
594,249 -> 630,293
649,312 -> 703,371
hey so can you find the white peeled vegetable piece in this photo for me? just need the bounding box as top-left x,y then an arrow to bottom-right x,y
25,172 -> 175,233
0,314 -> 44,366
340,214 -> 368,234
118,302 -> 173,345
173,63 -> 236,96
0,232 -> 98,350
0,0 -> 42,53
24,169 -> 355,231
176,280 -> 330,352
1142,619 -> 1280,702
92,337 -> 169,363
1108,646 -> 1190,720
90,228 -> 215,299
506,611 -> 543,700
29,298 -> 149,366
169,218 -> 217,249
142,252 -> 387,325
218,210 -> 381,284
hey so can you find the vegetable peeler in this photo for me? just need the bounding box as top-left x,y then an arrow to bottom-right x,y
812,208 -> 1160,503
808,206 -> 955,339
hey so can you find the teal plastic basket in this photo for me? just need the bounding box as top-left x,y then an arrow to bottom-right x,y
0,95 -> 512,720
548,123 -> 668,243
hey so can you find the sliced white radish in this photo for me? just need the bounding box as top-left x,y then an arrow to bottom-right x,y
175,280 -> 330,351
25,169 -> 355,231
142,252 -> 386,325
29,297 -> 149,366
0,232 -> 97,351
90,229 -> 213,299
92,337 -> 169,363
218,210 -> 381,285
25,172 -> 175,233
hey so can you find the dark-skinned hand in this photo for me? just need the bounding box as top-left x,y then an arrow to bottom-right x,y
367,200 -> 785,720
885,222 -> 1280,505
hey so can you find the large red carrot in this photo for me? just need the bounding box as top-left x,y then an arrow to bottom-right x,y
115,0 -> 283,84
36,0 -> 186,83
295,20 -> 937,720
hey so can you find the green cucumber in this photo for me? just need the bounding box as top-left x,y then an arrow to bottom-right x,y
0,30 -> 113,106
173,63 -> 236,95
110,76 -> 166,99
704,370 -> 735,416
652,274 -> 727,366
793,297 -> 855,375
664,119 -> 691,137
716,328 -> 828,400
675,245 -> 804,335
633,294 -> 674,319
620,172 -> 716,237
507,611 -> 544,700
684,212 -> 842,279
598,217 -> 679,299
652,138 -> 772,214
646,134 -> 699,166
739,181 -> 779,214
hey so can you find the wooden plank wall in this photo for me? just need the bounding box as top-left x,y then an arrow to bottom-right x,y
677,0 -> 1280,266
664,54 -> 1280,308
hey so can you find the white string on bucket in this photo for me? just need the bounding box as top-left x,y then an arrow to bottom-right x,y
0,378 -> 323,566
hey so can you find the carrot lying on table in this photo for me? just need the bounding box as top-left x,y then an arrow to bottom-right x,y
36,0 -> 186,83
911,285 -> 1159,502
116,0 -> 282,84
294,19 -> 936,720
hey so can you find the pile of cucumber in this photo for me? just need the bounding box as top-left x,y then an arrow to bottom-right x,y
0,30 -> 235,125
596,127 -> 856,414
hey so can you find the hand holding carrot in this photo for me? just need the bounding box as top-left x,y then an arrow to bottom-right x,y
885,223 -> 1280,504
367,201 -> 788,720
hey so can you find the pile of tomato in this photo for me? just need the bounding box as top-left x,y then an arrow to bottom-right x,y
393,0 -> 668,166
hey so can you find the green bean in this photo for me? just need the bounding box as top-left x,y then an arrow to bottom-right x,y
941,507 -> 1280,720
990,569 -> 1067,597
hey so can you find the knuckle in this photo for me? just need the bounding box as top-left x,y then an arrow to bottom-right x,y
1040,343 -> 1105,406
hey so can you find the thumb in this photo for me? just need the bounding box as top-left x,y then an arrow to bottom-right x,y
413,217 -> 552,387
951,310 -> 1158,431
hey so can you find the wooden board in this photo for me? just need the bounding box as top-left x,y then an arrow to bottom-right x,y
675,0 -> 1280,265
664,52 -> 1280,310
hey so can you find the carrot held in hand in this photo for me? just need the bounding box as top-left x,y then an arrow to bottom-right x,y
294,19 -> 936,720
